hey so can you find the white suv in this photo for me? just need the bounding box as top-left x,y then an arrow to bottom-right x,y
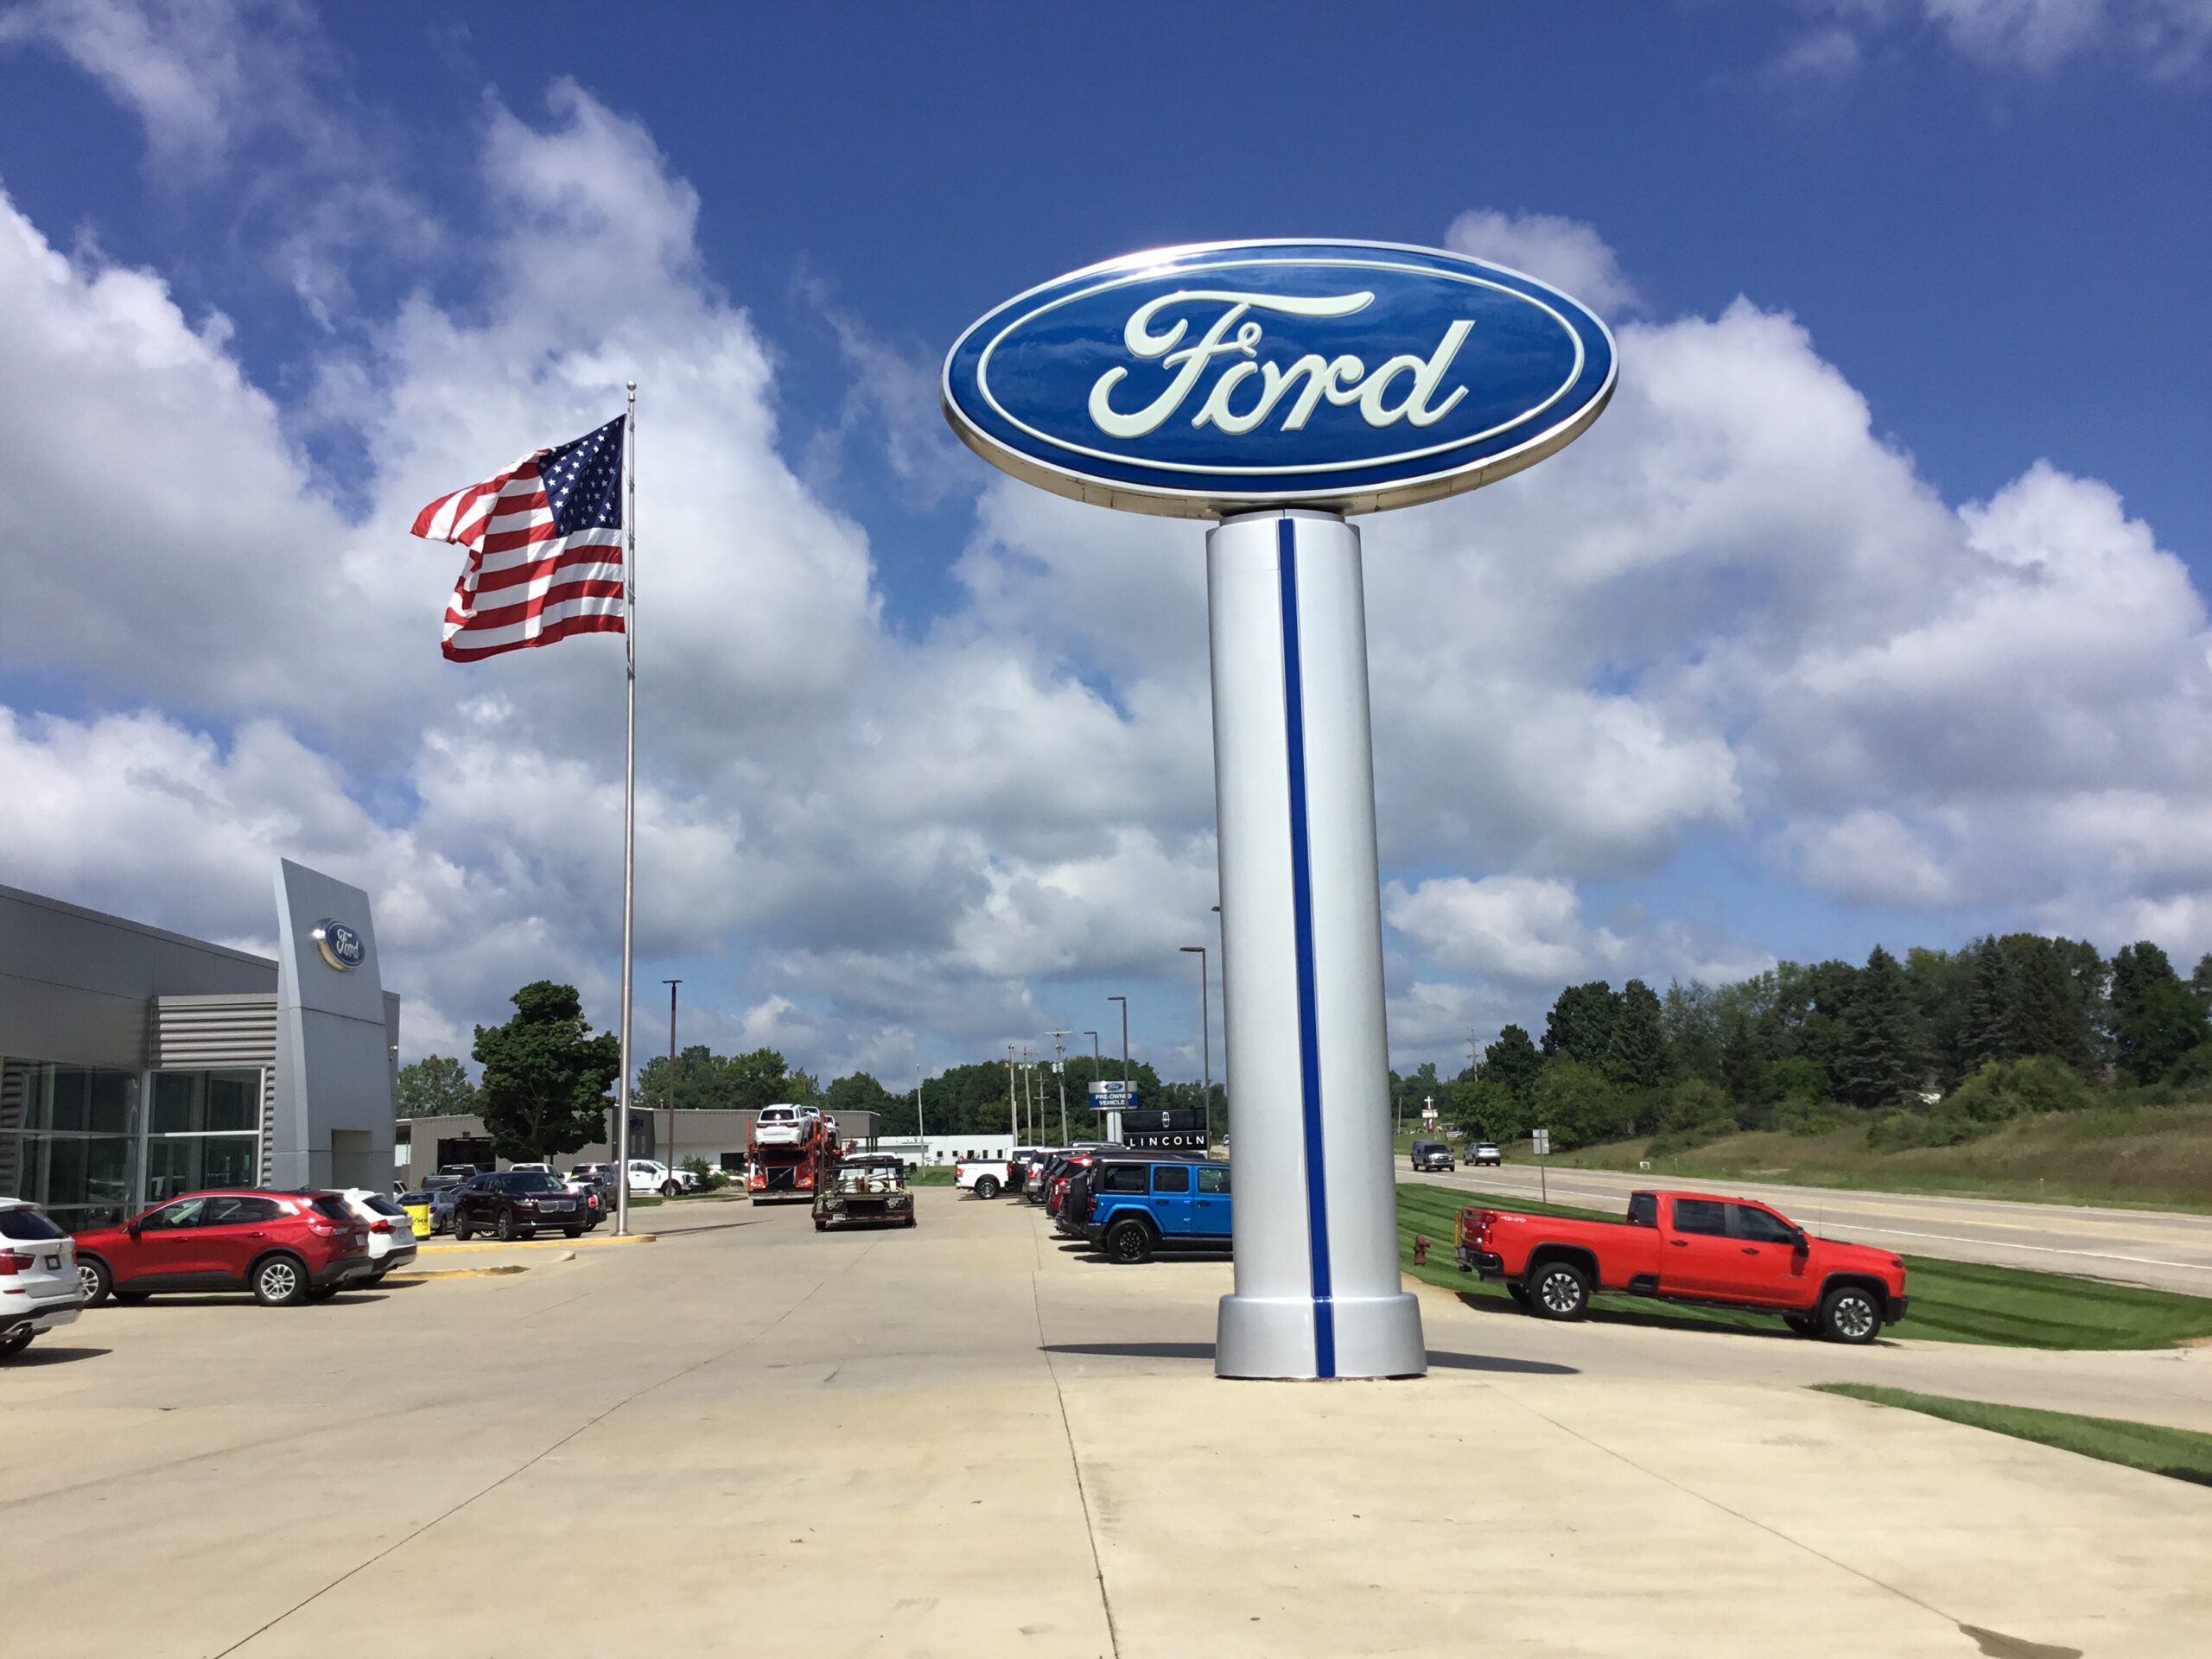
1,1198 -> 82,1360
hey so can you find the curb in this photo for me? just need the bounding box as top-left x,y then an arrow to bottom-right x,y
382,1263 -> 532,1282
416,1233 -> 658,1255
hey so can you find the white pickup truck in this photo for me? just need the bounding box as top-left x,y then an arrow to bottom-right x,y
954,1158 -> 1014,1199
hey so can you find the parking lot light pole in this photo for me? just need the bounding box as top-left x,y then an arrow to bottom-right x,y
1107,996 -> 1129,1144
663,979 -> 681,1189
1179,945 -> 1210,1108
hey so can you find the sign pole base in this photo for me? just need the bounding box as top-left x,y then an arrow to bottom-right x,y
1207,510 -> 1425,1381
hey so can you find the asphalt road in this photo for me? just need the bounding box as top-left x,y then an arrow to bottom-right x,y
7,1192 -> 2209,1658
1400,1160 -> 2212,1294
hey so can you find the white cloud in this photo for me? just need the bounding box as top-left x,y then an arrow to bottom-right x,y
1386,875 -> 1625,983
1797,0 -> 2212,78
1444,208 -> 1641,315
5,38 -> 2210,1087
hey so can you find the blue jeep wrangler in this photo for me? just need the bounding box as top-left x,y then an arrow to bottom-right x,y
1084,1157 -> 1231,1262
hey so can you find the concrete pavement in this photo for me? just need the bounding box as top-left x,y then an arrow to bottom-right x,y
5,1189 -> 2207,1657
1402,1160 -> 2212,1294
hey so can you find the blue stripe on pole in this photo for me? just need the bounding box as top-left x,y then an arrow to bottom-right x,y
1276,514 -> 1336,1378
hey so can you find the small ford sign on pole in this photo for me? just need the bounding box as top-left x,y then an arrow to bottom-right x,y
944,243 -> 1615,1379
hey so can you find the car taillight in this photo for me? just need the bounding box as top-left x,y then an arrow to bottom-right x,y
369,1219 -> 392,1233
0,1249 -> 29,1275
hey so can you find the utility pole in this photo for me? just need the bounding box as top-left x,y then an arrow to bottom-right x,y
1046,1030 -> 1071,1144
662,979 -> 681,1182
913,1060 -> 925,1143
1006,1044 -> 1017,1147
1468,1031 -> 1478,1076
1084,1030 -> 1100,1143
1020,1047 -> 1034,1145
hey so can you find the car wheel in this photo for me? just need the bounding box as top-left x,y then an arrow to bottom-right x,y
1820,1286 -> 1882,1345
973,1176 -> 1000,1200
1528,1262 -> 1591,1320
814,1217 -> 827,1232
662,1181 -> 679,1198
252,1255 -> 308,1307
495,1211 -> 516,1243
1104,1219 -> 1154,1265
1784,1312 -> 1821,1338
76,1256 -> 111,1306
564,1226 -> 582,1239
454,1214 -> 474,1242
0,1328 -> 32,1359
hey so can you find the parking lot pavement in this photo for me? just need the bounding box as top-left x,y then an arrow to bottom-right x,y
1402,1162 -> 2212,1294
8,1186 -> 2209,1658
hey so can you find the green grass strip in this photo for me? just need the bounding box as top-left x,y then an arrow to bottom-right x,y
1813,1383 -> 2212,1488
1395,1181 -> 2212,1351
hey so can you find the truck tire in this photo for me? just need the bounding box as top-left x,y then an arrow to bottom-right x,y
1104,1218 -> 1155,1264
1819,1285 -> 1882,1345
1528,1261 -> 1591,1320
973,1176 -> 1000,1200
454,1214 -> 474,1242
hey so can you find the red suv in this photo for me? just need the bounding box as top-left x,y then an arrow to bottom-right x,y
73,1190 -> 373,1308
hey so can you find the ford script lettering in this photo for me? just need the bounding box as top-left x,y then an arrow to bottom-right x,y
943,240 -> 1615,518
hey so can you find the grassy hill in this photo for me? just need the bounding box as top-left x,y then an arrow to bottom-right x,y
1551,1102 -> 2212,1213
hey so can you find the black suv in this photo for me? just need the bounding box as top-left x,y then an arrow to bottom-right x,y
453,1170 -> 587,1241
1409,1140 -> 1454,1172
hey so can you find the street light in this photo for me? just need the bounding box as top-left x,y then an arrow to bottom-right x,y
662,979 -> 681,1190
1179,945 -> 1210,1114
1105,997 -> 1129,1144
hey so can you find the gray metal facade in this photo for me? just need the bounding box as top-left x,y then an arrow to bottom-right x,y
0,871 -> 399,1224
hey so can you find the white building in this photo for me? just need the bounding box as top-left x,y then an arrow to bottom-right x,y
874,1133 -> 1020,1167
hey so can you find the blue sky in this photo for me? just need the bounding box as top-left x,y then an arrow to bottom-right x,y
0,0 -> 2208,1083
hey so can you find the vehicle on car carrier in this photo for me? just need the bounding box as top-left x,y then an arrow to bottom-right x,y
1455,1188 -> 1908,1344
748,1103 -> 835,1203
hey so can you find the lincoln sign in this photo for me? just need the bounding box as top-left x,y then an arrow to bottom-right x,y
942,240 -> 1615,517
944,240 -> 1615,1380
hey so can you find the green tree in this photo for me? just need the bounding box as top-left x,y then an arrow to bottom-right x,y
2010,935 -> 2094,1071
2110,942 -> 2206,1084
470,982 -> 620,1164
823,1071 -> 896,1120
1541,982 -> 1618,1067
1660,981 -> 1724,1084
1533,1058 -> 1631,1149
1835,945 -> 1923,1110
1959,938 -> 2023,1072
1447,1074 -> 1537,1143
395,1054 -> 477,1119
1655,1077 -> 1734,1135
1605,978 -> 1670,1090
1481,1024 -> 1543,1101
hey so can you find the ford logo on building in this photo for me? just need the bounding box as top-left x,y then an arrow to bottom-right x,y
312,919 -> 365,972
942,239 -> 1616,518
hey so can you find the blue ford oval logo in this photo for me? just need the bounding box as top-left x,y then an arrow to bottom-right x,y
312,919 -> 365,972
943,240 -> 1615,517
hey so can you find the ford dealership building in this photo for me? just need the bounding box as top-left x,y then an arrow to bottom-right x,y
0,861 -> 399,1228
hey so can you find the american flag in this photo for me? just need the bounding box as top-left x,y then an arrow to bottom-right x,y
412,416 -> 626,661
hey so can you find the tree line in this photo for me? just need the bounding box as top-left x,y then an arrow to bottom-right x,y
396,982 -> 1224,1160
1404,933 -> 2212,1154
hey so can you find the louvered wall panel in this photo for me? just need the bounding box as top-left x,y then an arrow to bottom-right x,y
152,995 -> 277,1070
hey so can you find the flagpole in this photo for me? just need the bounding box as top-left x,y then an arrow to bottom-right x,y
614,380 -> 638,1237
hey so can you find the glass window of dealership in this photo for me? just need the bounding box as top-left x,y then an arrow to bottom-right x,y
1,1059 -> 268,1227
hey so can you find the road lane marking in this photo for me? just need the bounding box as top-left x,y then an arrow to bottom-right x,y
1820,1224 -> 2212,1274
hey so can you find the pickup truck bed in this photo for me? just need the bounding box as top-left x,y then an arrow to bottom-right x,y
1456,1189 -> 1909,1344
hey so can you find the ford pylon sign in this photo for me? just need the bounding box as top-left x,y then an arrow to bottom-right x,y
942,239 -> 1616,518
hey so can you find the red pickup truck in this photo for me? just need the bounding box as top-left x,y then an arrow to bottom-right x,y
1455,1189 -> 1909,1344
